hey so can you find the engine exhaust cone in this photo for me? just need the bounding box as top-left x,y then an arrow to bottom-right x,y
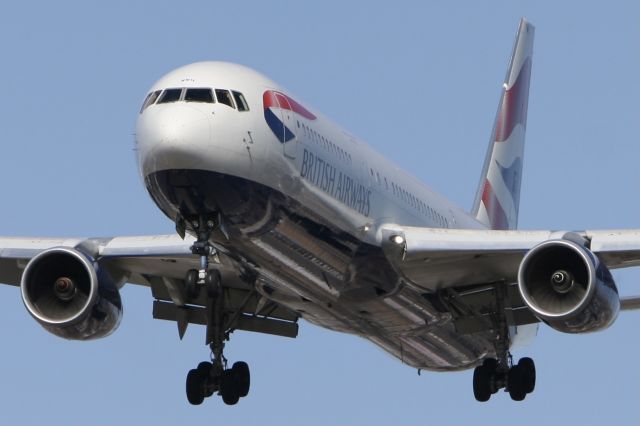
54,277 -> 76,301
550,270 -> 574,294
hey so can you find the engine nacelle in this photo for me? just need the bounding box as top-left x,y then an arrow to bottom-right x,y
517,239 -> 619,333
20,247 -> 122,340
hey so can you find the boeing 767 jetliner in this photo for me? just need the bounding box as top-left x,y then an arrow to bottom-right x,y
3,19 -> 639,405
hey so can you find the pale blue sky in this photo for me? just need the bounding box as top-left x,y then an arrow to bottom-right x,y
0,1 -> 638,425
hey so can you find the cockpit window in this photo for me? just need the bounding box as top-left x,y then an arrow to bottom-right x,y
140,90 -> 161,113
150,87 -> 246,111
232,91 -> 249,111
215,89 -> 235,109
157,88 -> 183,104
185,88 -> 214,103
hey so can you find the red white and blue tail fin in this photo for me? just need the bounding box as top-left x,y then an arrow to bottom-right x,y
472,19 -> 534,230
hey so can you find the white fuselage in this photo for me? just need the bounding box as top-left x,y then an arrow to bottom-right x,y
136,62 -> 498,371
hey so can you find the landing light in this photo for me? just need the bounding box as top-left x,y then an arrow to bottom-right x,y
390,235 -> 405,245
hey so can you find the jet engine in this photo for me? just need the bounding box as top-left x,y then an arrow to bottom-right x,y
517,239 -> 619,333
20,247 -> 122,340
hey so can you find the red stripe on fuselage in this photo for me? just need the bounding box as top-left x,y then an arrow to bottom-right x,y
262,90 -> 316,120
494,58 -> 531,142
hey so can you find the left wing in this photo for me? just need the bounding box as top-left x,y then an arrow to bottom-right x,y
380,225 -> 640,308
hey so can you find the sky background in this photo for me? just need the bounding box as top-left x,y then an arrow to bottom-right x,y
0,1 -> 638,425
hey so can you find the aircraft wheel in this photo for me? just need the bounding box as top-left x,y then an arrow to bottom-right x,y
473,365 -> 491,402
507,365 -> 527,401
481,358 -> 498,394
205,270 -> 221,298
197,361 -> 212,377
232,361 -> 250,397
185,269 -> 199,299
518,357 -> 536,394
220,369 -> 240,405
186,369 -> 205,405
482,358 -> 497,370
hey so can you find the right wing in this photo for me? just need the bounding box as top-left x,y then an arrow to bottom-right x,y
0,235 -> 299,339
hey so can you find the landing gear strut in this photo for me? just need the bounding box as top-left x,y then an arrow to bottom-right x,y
182,215 -> 251,406
472,282 -> 536,402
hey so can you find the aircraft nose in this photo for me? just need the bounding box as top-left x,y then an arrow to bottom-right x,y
136,105 -> 211,176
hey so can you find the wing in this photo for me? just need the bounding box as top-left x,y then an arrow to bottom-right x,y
381,226 -> 640,288
0,235 -> 299,339
379,225 -> 640,333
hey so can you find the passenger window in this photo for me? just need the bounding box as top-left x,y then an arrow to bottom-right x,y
185,88 -> 214,103
157,88 -> 183,104
232,91 -> 249,111
140,90 -> 161,113
216,89 -> 235,108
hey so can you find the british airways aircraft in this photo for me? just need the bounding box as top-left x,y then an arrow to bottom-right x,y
3,19 -> 639,405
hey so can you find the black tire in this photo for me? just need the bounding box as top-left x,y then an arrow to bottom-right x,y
481,358 -> 499,394
186,369 -> 205,405
482,358 -> 497,371
518,357 -> 536,394
197,361 -> 212,377
220,369 -> 240,405
507,365 -> 527,401
473,365 -> 491,402
205,270 -> 221,298
232,361 -> 250,397
185,269 -> 199,299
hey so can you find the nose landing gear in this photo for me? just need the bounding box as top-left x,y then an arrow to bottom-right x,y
181,214 -> 251,406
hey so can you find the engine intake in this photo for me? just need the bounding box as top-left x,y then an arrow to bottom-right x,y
517,239 -> 619,333
21,247 -> 122,340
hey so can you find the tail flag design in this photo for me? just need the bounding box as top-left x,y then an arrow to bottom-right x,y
472,19 -> 534,230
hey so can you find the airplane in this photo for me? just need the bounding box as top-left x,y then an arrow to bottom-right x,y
3,17 -> 640,406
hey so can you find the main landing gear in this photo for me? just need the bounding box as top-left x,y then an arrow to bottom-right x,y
186,359 -> 251,406
472,282 -> 536,402
182,215 -> 251,406
473,356 -> 536,402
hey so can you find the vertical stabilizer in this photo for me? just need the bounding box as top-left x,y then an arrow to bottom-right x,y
472,19 -> 534,230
